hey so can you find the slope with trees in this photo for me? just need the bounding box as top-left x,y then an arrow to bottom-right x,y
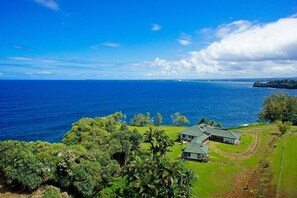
0,112 -> 195,197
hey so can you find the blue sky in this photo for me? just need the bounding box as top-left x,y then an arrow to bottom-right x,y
1,0 -> 297,79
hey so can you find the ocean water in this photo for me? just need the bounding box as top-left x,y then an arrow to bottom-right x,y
0,80 -> 297,142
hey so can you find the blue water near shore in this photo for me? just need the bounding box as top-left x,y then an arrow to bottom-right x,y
0,80 -> 297,142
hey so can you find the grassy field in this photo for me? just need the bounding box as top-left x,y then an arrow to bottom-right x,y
270,131 -> 297,197
2,124 -> 295,197
129,124 -> 297,197
214,133 -> 253,153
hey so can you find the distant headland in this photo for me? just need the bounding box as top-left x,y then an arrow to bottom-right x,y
253,79 -> 297,89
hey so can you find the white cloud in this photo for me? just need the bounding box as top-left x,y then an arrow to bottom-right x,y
12,44 -> 32,50
143,16 -> 297,78
178,33 -> 192,46
9,57 -> 34,61
151,24 -> 162,31
8,57 -> 58,63
101,42 -> 121,48
178,39 -> 191,46
199,17 -> 297,62
215,20 -> 253,38
34,0 -> 59,10
37,71 -> 53,75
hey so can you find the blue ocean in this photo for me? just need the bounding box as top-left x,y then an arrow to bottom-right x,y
0,80 -> 296,142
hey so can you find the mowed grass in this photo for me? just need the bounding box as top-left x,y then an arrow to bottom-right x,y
282,134 -> 297,197
271,133 -> 297,197
128,125 -> 257,197
215,133 -> 253,153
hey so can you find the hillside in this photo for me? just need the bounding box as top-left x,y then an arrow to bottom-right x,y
129,124 -> 297,197
1,124 -> 297,197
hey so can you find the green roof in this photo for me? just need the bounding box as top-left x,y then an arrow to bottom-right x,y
231,132 -> 241,139
180,124 -> 241,140
192,134 -> 209,144
203,125 -> 240,139
184,142 -> 208,154
180,125 -> 204,137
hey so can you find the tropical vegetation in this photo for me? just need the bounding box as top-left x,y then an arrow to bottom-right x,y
0,112 -> 195,197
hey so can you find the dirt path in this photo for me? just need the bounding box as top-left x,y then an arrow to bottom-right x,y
210,130 -> 260,159
223,168 -> 254,198
223,127 -> 280,198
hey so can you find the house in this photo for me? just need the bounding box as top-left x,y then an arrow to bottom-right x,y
181,137 -> 209,161
180,124 -> 241,161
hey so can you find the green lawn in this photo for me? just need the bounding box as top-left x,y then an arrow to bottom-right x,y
128,125 -> 260,196
271,133 -> 297,197
129,124 -> 297,197
215,133 -> 253,153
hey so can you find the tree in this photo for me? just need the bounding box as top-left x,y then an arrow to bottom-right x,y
198,117 -> 207,124
155,113 -> 163,126
143,127 -> 174,158
130,112 -> 153,127
259,93 -> 297,125
197,118 -> 223,128
275,120 -> 292,135
121,129 -> 195,197
144,112 -> 153,125
214,122 -> 222,128
171,112 -> 190,126
121,152 -> 196,197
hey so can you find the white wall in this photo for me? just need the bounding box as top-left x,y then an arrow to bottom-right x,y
223,138 -> 236,144
184,152 -> 206,160
180,134 -> 193,141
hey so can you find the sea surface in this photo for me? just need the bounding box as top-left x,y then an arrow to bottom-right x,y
1,80 -> 297,142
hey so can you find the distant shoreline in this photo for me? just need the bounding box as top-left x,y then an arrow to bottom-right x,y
253,79 -> 297,90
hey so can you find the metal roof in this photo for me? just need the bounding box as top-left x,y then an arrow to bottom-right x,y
184,142 -> 208,154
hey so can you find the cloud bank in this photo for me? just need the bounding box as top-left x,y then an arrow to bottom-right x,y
149,16 -> 297,78
4,15 -> 297,79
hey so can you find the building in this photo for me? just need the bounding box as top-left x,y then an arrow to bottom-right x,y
180,124 -> 241,161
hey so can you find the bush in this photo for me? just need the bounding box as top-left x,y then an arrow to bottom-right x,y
275,120 -> 292,134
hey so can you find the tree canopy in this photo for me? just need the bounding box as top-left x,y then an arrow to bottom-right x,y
171,112 -> 190,126
0,112 -> 196,197
130,112 -> 153,127
198,118 -> 222,128
259,93 -> 297,125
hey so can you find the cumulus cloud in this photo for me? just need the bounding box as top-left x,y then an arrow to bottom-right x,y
146,16 -> 297,78
34,0 -> 59,10
151,24 -> 162,31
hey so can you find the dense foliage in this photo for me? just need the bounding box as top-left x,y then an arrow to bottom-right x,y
107,127 -> 196,197
0,112 -> 195,197
259,93 -> 297,125
253,79 -> 297,89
